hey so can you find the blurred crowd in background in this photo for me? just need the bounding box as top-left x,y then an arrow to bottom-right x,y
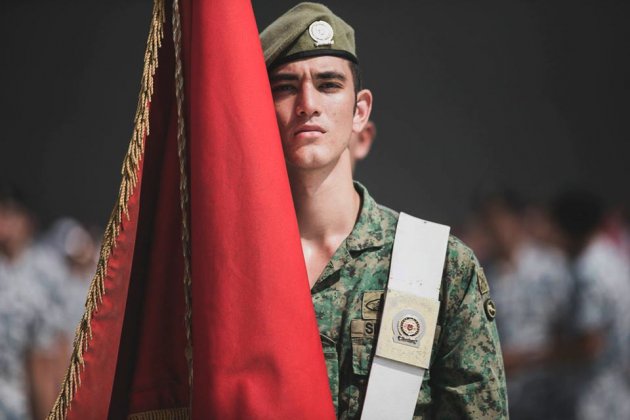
0,185 -> 99,419
459,188 -> 630,419
1,123 -> 629,419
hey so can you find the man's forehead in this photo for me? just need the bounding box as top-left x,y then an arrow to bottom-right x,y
269,56 -> 351,78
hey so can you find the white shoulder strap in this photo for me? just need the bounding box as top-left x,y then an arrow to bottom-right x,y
361,212 -> 450,420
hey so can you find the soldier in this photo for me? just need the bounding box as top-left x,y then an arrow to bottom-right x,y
260,3 -> 508,418
478,191 -> 573,419
349,120 -> 376,172
551,190 -> 630,420
0,186 -> 67,419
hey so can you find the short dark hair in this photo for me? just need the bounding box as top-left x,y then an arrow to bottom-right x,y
0,184 -> 29,211
0,183 -> 37,222
349,61 -> 362,95
551,189 -> 604,242
474,188 -> 528,218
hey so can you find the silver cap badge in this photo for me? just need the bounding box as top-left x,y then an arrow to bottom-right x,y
308,20 -> 334,47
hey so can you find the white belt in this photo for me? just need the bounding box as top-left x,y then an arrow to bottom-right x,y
361,212 -> 450,419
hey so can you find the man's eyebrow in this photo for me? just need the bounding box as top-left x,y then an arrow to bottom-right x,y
269,73 -> 299,83
315,71 -> 346,81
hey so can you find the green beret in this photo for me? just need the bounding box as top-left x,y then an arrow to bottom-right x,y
260,2 -> 357,69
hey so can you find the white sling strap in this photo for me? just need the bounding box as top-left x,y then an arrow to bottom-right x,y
361,212 -> 450,420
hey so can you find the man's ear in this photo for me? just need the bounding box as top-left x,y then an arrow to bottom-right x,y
353,89 -> 373,133
353,121 -> 376,161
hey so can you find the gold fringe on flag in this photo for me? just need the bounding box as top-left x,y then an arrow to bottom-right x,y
127,408 -> 190,420
47,0 -> 166,418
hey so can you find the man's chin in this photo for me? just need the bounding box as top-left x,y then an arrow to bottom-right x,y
286,160 -> 325,171
283,148 -> 326,169
285,156 -> 332,172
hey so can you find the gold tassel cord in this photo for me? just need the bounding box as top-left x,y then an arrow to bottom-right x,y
171,0 -> 194,404
127,408 -> 190,420
47,0 -> 166,418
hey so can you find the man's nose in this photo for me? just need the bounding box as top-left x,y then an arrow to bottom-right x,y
295,84 -> 320,118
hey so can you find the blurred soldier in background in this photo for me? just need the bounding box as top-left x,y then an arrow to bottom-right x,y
38,218 -> 99,395
601,204 -> 630,268
0,186 -> 66,419
348,120 -> 376,172
40,218 -> 98,353
478,190 -> 574,419
551,190 -> 630,420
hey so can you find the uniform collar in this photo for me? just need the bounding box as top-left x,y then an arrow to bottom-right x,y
313,182 -> 386,291
345,181 -> 385,251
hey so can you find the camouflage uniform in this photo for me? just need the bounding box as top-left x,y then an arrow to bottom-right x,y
0,247 -> 65,419
486,242 -> 574,419
312,183 -> 508,419
569,236 -> 630,420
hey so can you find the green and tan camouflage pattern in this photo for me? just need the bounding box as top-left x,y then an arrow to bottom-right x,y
312,183 -> 508,419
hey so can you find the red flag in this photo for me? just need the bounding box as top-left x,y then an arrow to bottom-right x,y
49,0 -> 335,418
185,0 -> 334,417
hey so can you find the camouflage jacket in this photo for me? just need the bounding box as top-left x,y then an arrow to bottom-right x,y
311,183 -> 508,419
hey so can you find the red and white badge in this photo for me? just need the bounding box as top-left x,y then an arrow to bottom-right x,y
392,310 -> 426,348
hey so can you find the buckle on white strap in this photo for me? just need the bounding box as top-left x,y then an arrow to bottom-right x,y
375,289 -> 440,369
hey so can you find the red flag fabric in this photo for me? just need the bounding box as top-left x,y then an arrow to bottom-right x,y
185,0 -> 334,417
49,0 -> 335,419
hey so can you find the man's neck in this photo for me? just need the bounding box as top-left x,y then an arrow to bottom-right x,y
0,240 -> 30,264
289,153 -> 360,241
288,151 -> 361,287
501,229 -> 527,263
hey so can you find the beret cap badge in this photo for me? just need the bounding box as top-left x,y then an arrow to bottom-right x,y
260,2 -> 357,68
308,20 -> 334,47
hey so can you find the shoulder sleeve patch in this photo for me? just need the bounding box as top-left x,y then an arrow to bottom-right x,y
476,266 -> 490,296
484,298 -> 497,321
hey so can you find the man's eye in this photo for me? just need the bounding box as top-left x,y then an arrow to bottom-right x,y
319,82 -> 342,91
272,85 -> 296,94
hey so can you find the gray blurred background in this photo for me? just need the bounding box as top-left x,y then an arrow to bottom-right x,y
1,0 -> 628,228
2,2 -> 630,419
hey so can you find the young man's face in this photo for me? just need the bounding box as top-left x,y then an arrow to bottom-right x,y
269,55 -> 369,171
0,204 -> 33,251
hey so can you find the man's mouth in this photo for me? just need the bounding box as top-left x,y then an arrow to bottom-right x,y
294,125 -> 325,139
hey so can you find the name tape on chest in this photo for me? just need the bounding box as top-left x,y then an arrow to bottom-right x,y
351,319 -> 376,338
